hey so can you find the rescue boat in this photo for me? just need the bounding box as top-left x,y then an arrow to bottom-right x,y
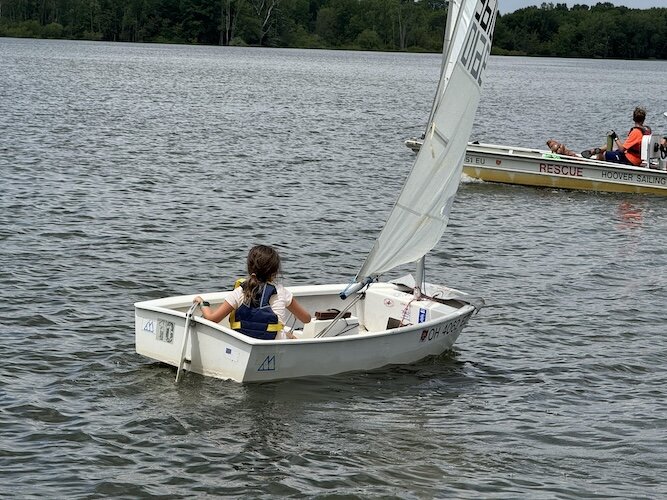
405,136 -> 667,196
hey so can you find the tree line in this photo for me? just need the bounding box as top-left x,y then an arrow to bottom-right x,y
1,0 -> 665,59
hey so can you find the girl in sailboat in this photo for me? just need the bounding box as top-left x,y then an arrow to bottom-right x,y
193,245 -> 311,339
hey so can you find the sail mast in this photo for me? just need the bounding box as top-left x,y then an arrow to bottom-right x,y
414,256 -> 425,299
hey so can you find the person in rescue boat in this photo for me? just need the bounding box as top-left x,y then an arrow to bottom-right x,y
194,245 -> 311,340
546,139 -> 577,157
581,106 -> 650,166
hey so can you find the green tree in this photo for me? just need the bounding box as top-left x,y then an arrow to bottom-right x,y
42,20 -> 63,36
356,27 -> 380,49
314,5 -> 334,45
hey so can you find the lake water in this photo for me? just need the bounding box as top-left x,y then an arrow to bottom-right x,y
1,37 -> 667,498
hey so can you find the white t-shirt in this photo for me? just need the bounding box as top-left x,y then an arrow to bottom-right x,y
224,283 -> 293,325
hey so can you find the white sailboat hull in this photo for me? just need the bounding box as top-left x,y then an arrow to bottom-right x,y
135,283 -> 476,382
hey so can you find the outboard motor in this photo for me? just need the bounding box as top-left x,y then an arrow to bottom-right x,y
641,134 -> 666,170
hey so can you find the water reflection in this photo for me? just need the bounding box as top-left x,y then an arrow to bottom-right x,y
617,200 -> 643,229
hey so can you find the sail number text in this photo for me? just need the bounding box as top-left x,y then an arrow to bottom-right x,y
460,0 -> 498,86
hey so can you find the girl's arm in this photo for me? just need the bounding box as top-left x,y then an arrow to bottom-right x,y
194,296 -> 235,323
287,298 -> 311,324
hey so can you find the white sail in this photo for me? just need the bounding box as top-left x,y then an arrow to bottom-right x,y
355,0 -> 498,281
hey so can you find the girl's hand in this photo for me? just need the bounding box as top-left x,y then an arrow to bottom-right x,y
193,296 -> 203,305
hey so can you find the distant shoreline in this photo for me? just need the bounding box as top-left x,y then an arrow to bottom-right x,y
2,35 -> 665,62
1,3 -> 665,60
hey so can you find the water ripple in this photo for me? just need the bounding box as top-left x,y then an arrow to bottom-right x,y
1,38 -> 667,499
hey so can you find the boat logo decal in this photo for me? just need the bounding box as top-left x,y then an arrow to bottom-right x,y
142,319 -> 155,334
258,355 -> 276,372
418,308 -> 427,323
496,159 -> 501,166
383,299 -> 394,307
156,319 -> 174,344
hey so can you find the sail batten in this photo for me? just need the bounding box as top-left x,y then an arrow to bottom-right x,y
355,0 -> 498,282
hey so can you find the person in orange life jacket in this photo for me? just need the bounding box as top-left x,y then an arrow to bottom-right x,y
581,106 -> 650,166
194,245 -> 311,340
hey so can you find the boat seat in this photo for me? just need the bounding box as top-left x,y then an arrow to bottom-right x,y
298,316 -> 360,338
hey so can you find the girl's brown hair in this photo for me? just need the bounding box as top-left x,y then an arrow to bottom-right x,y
242,245 -> 281,305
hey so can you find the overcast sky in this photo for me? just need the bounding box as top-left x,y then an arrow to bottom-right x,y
501,0 -> 667,14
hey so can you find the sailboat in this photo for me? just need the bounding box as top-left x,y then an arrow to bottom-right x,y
134,0 -> 499,383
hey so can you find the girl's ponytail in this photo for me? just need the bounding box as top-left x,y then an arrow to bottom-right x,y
242,245 -> 281,305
